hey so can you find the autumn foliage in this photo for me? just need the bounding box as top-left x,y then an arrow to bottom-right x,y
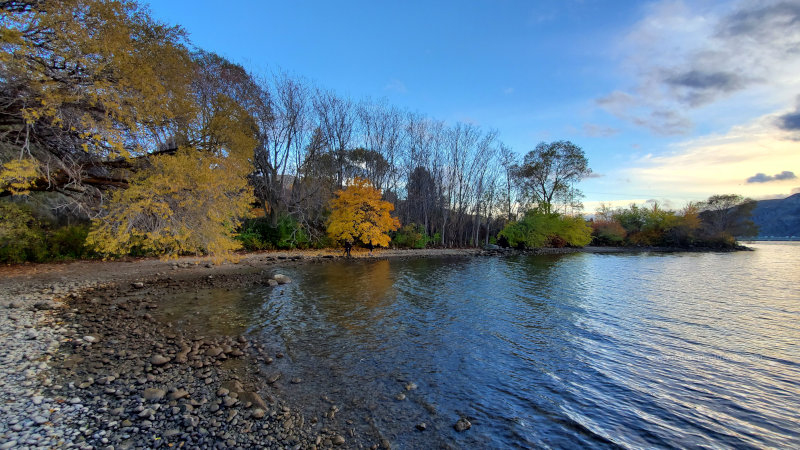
327,178 -> 400,247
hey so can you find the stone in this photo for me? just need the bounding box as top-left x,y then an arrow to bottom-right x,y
416,422 -> 427,431
168,389 -> 189,400
454,418 -> 471,432
333,435 -> 345,446
266,279 -> 279,287
220,380 -> 244,393
223,396 -> 237,407
216,388 -> 230,397
267,373 -> 281,384
252,408 -> 266,419
290,378 -> 302,384
205,347 -> 224,357
238,392 -> 267,410
164,429 -> 181,438
150,354 -> 170,366
132,282 -> 144,289
33,415 -> 48,425
273,274 -> 292,285
143,388 -> 166,401
405,382 -> 417,391
83,335 -> 98,343
395,393 -> 406,401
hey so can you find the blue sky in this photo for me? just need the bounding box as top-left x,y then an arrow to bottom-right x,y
146,0 -> 800,211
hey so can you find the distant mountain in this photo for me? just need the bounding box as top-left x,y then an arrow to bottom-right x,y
750,193 -> 800,238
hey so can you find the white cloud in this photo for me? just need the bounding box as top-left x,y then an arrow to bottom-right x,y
622,112 -> 800,200
599,0 -> 800,135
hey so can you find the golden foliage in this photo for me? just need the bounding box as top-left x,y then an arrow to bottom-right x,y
1,0 -> 194,158
0,158 -> 39,194
87,148 -> 254,262
326,177 -> 400,247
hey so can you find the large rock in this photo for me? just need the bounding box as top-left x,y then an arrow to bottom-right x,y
272,274 -> 291,285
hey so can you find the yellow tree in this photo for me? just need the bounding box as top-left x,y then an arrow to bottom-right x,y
1,0 -> 195,196
87,53 -> 259,261
327,177 -> 400,247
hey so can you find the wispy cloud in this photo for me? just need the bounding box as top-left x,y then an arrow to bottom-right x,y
746,171 -> 797,183
384,79 -> 407,93
582,123 -> 619,137
598,0 -> 800,135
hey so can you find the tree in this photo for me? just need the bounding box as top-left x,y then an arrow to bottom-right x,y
0,0 -> 194,205
513,140 -> 591,214
698,194 -> 758,240
327,177 -> 400,247
87,52 -> 259,261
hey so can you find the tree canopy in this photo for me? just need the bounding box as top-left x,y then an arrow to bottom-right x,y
326,177 -> 400,247
513,140 -> 591,214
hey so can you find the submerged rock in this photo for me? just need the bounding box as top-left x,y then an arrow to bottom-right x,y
454,418 -> 471,432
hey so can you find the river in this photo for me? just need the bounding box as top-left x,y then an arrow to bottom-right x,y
157,242 -> 800,448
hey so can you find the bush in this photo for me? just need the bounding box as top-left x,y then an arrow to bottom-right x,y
591,220 -> 627,245
48,224 -> 91,259
236,215 -> 310,251
0,202 -> 48,263
498,211 -> 592,249
392,223 -> 430,248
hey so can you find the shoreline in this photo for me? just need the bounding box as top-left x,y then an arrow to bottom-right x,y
0,245 -> 752,448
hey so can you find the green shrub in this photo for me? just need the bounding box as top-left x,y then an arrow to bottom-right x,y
392,223 -> 429,248
48,224 -> 91,259
497,210 -> 592,249
0,202 -> 48,263
236,215 -> 310,250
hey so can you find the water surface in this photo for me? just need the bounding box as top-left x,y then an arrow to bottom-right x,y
158,243 -> 800,448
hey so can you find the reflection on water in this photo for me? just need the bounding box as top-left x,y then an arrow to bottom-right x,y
158,243 -> 800,448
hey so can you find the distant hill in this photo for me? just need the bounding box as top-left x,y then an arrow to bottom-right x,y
749,193 -> 800,239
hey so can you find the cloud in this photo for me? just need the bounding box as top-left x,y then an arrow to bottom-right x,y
596,91 -> 692,135
778,111 -> 800,131
776,95 -> 800,131
503,87 -> 515,95
716,2 -> 800,40
663,69 -> 748,106
582,123 -> 619,137
597,0 -> 800,135
792,187 -> 800,195
622,113 -> 800,199
585,172 -> 605,179
746,170 -> 797,183
384,79 -> 407,93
